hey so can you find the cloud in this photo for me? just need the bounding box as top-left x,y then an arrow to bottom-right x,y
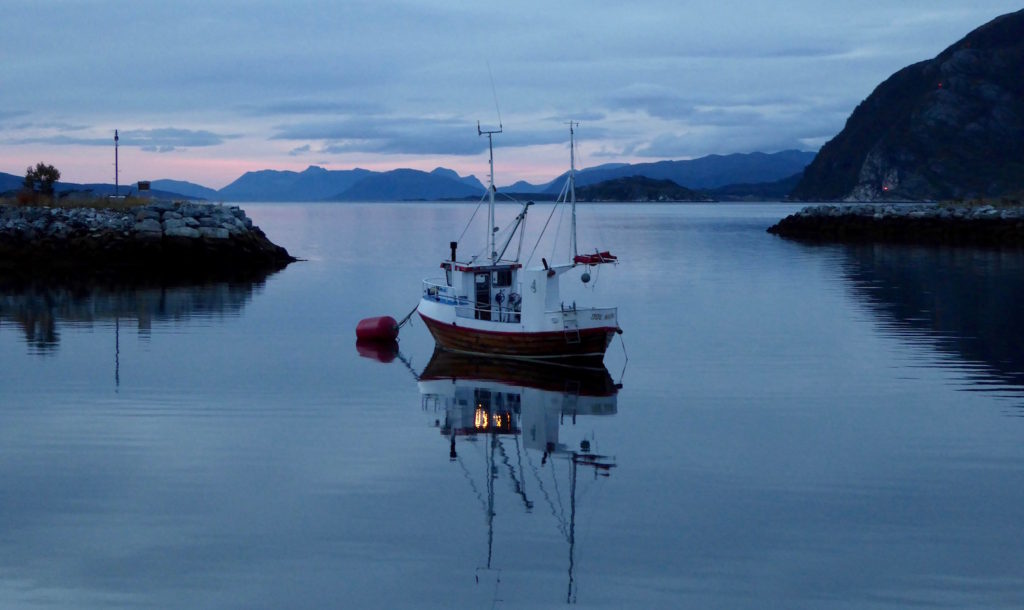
236,99 -> 385,117
11,128 -> 234,149
273,116 -> 577,157
0,110 -> 30,124
10,121 -> 91,132
9,134 -> 109,147
120,128 -> 234,148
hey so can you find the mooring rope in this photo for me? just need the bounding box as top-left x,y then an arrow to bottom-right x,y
396,303 -> 419,329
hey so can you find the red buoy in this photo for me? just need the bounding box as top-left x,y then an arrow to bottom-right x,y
356,316 -> 399,341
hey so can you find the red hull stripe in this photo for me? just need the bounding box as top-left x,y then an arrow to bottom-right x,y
419,313 -> 615,359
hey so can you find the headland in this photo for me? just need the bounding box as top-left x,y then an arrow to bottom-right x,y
768,203 -> 1024,247
0,200 -> 295,282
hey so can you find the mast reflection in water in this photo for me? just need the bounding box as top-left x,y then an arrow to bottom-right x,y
418,349 -> 619,604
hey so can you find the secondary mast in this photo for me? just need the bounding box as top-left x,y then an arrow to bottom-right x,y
478,121 -> 502,263
568,121 -> 579,259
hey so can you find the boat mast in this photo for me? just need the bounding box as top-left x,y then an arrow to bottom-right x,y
479,121 -> 502,263
568,121 -> 578,259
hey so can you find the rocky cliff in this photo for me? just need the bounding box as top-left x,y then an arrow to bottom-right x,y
791,9 -> 1024,202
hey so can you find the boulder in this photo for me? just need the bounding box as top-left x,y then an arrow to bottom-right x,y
135,218 -> 163,234
165,226 -> 201,239
163,218 -> 186,231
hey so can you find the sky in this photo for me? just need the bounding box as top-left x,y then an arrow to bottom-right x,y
1,1 -> 1020,189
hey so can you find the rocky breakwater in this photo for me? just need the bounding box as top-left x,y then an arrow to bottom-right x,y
0,201 -> 296,280
767,204 -> 1024,247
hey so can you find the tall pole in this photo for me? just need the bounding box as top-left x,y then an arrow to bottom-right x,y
478,121 -> 502,263
568,121 -> 578,259
114,129 -> 119,197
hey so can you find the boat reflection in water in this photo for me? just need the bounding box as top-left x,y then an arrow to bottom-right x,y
418,349 -> 619,604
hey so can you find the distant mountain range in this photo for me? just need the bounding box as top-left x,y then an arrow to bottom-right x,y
2,149 -> 816,202
792,8 -> 1024,201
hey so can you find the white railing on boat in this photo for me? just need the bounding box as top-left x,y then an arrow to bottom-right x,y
422,279 -> 466,306
422,280 -> 615,327
455,304 -> 521,323
422,279 -> 522,323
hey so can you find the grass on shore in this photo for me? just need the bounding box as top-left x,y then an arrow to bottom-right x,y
0,195 -> 151,210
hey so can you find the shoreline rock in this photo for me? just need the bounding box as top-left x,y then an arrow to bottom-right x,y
767,204 -> 1024,247
0,201 -> 296,280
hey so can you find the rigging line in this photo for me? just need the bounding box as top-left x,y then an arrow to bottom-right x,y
487,61 -> 503,128
524,447 -> 568,533
616,333 -> 629,386
548,458 -> 571,538
525,200 -> 561,266
457,194 -> 487,245
497,439 -> 532,510
523,178 -> 569,266
515,207 -> 527,261
457,454 -> 489,513
546,176 -> 572,261
550,203 -> 567,261
513,434 -> 528,503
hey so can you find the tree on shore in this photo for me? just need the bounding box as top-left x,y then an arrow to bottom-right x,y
23,163 -> 61,196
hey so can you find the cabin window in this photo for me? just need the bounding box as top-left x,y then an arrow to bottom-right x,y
445,267 -> 452,286
492,269 -> 512,287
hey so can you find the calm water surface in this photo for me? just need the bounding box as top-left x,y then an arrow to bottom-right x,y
1,202 -> 1023,609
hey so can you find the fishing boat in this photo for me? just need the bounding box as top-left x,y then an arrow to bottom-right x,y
417,123 -> 621,362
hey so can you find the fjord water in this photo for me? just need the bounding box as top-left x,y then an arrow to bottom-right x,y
2,202 -> 1023,608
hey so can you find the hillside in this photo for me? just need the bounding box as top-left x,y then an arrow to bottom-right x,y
219,166 -> 374,201
0,171 -> 22,193
791,9 -> 1024,201
335,168 -> 484,201
709,172 -> 804,201
575,176 -> 714,202
537,150 -> 815,193
150,179 -> 220,200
